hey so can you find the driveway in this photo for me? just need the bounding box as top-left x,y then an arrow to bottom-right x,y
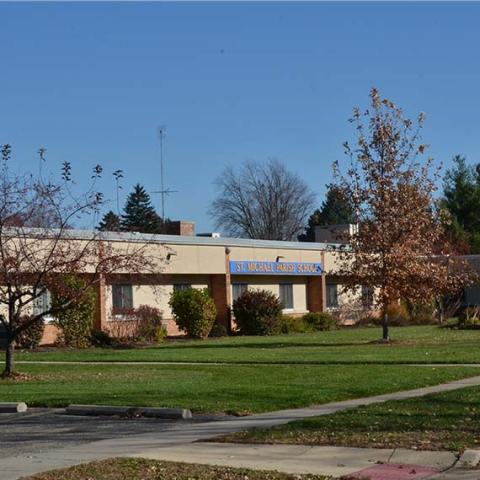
0,408 -> 219,460
2,375 -> 480,479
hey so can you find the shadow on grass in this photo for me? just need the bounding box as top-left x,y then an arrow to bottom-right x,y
158,341 -> 375,351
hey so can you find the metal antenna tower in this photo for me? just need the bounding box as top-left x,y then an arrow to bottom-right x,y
152,127 -> 178,231
113,169 -> 124,215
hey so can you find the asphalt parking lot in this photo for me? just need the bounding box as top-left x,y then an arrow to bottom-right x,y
0,408 -> 216,459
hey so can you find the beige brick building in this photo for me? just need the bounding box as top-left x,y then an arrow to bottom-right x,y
11,226 -> 480,345
35,230 -> 352,344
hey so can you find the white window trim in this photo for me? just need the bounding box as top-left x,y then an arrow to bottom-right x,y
42,315 -> 55,324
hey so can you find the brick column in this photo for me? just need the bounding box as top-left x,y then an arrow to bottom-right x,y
209,248 -> 232,332
306,252 -> 327,312
321,251 -> 327,311
94,273 -> 107,331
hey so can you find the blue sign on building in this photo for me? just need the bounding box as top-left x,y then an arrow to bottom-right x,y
229,260 -> 323,276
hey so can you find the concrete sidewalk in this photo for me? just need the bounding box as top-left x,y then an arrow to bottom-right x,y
133,442 -> 461,478
2,374 -> 480,479
4,439 -> 479,480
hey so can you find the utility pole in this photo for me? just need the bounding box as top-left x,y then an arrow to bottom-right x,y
113,169 -> 124,215
153,127 -> 178,233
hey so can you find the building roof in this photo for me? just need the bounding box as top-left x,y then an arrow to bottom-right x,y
462,255 -> 480,272
40,228 -> 340,251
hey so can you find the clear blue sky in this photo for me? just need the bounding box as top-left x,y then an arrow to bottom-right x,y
1,2 -> 479,232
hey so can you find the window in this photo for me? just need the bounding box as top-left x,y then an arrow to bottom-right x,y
232,283 -> 248,301
32,289 -> 52,321
326,283 -> 339,308
279,283 -> 294,309
173,284 -> 192,293
361,285 -> 374,308
112,284 -> 133,311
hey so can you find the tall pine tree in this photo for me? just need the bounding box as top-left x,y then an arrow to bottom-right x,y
442,155 -> 480,253
299,185 -> 355,241
121,184 -> 163,234
97,210 -> 121,232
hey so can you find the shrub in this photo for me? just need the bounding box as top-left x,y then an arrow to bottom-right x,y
358,301 -> 435,328
302,312 -> 337,331
278,315 -> 312,334
135,305 -> 167,343
90,329 -> 114,347
457,306 -> 480,329
52,275 -> 96,348
384,303 -> 409,326
169,288 -> 217,339
137,323 -> 168,343
107,305 -> 167,343
233,289 -> 283,336
16,315 -> 44,349
335,298 -> 372,325
357,303 -> 408,327
209,322 -> 228,337
107,309 -> 139,342
357,313 -> 380,327
403,300 -> 436,325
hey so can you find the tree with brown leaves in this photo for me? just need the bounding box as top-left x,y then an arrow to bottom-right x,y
0,145 -> 162,377
333,89 -> 475,340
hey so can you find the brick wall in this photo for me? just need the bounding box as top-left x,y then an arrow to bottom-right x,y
165,221 -> 195,236
41,324 -> 60,345
210,274 -> 232,331
306,275 -> 326,312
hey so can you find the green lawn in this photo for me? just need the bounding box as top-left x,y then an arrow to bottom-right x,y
23,458 -> 332,480
3,326 -> 480,415
221,385 -> 480,451
0,363 -> 478,414
13,325 -> 480,365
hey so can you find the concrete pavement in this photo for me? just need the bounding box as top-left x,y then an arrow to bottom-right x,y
133,442 -> 459,477
2,374 -> 480,479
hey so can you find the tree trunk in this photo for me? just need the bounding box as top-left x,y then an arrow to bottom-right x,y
3,338 -> 15,377
439,303 -> 444,325
382,312 -> 390,341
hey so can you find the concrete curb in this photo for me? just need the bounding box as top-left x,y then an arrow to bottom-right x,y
457,449 -> 480,468
0,402 -> 27,413
65,404 -> 192,419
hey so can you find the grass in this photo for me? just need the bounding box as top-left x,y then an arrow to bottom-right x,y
0,363 -> 478,414
13,325 -> 480,365
3,327 -> 480,415
220,385 -> 480,451
21,458 -> 332,480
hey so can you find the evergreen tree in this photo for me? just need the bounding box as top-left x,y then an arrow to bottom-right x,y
299,185 -> 355,241
442,155 -> 480,253
121,184 -> 163,234
97,210 -> 121,232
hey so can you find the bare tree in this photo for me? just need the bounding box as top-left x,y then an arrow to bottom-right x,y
0,145 -> 163,377
210,159 -> 315,240
333,89 -> 475,341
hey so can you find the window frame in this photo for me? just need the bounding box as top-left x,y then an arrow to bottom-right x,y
232,283 -> 248,302
279,283 -> 294,310
361,285 -> 374,308
32,289 -> 54,323
326,283 -> 339,309
173,284 -> 192,293
112,284 -> 134,313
